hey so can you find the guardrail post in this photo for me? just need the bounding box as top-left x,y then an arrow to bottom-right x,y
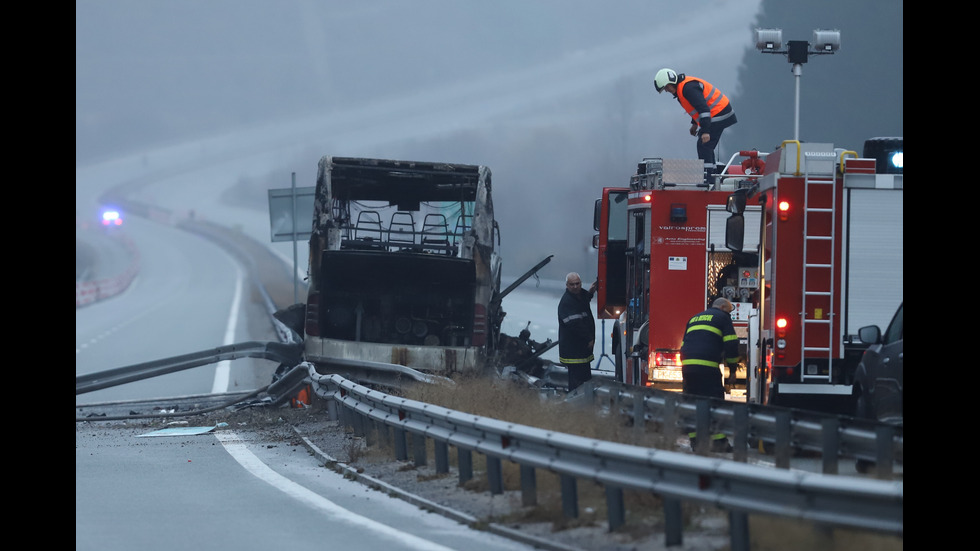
365,419 -> 377,447
632,394 -> 645,440
327,399 -> 338,421
412,433 -> 427,466
520,465 -> 537,506
434,441 -> 449,474
338,405 -> 352,431
695,399 -> 711,455
352,411 -> 366,437
664,498 -> 683,546
605,486 -> 624,531
663,394 -> 679,449
393,427 -> 407,461
733,404 -> 749,462
487,456 -> 504,494
875,424 -> 895,479
376,421 -> 390,448
458,448 -> 473,485
775,410 -> 791,469
821,417 -> 840,474
729,510 -> 749,551
560,474 -> 578,519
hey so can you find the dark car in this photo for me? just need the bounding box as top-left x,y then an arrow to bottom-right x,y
853,302 -> 903,426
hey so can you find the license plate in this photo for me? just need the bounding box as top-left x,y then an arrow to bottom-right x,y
651,368 -> 683,381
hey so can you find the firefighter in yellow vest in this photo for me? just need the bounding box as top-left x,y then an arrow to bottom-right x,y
654,68 -> 737,183
680,297 -> 740,452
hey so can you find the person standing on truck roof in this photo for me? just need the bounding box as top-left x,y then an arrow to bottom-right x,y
680,297 -> 740,452
654,68 -> 737,180
558,272 -> 597,392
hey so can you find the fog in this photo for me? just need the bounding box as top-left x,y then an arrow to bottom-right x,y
76,0 -> 901,279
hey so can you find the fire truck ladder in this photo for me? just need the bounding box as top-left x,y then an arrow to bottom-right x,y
799,152 -> 838,382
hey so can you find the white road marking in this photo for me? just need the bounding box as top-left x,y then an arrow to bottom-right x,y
211,265 -> 243,393
215,431 -> 457,551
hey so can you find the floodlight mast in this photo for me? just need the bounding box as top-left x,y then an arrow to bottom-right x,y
755,28 -> 840,141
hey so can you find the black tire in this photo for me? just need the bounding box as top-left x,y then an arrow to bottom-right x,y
855,458 -> 875,474
612,320 -> 624,382
854,389 -> 872,420
766,385 -> 778,407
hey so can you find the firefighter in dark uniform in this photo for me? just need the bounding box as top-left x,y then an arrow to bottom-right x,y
558,272 -> 597,392
680,297 -> 740,452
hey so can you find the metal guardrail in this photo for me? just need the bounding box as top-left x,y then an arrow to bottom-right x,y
311,368 -> 903,550
585,380 -> 902,476
315,356 -> 455,387
74,341 -> 302,395
75,232 -> 141,308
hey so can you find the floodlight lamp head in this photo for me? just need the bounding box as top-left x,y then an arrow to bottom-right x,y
755,28 -> 782,51
812,29 -> 841,53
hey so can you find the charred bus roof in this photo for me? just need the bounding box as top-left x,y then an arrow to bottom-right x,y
324,157 -> 487,204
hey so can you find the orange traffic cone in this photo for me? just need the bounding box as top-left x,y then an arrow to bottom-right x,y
291,384 -> 312,408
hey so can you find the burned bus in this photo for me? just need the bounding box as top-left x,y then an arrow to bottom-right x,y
303,157 -> 503,380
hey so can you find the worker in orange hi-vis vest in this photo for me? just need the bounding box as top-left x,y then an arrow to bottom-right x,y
654,68 -> 738,183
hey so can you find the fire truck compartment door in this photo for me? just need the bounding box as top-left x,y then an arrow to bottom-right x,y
708,205 -> 761,251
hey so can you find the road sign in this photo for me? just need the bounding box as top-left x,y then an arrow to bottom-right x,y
268,186 -> 314,242
268,175 -> 315,304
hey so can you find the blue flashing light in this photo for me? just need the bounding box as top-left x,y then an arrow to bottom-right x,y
102,210 -> 122,225
890,151 -> 903,170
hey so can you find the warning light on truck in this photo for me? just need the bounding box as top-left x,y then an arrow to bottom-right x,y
777,200 -> 790,221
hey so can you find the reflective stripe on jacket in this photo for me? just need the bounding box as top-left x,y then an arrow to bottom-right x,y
679,306 -> 739,367
677,76 -> 731,126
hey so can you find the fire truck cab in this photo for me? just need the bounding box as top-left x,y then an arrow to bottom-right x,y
594,157 -> 763,398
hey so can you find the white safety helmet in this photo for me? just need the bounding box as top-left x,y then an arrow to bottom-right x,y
654,68 -> 680,93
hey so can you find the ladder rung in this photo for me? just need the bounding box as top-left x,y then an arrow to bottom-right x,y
802,171 -> 837,369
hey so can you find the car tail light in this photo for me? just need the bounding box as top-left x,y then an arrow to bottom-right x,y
653,351 -> 682,367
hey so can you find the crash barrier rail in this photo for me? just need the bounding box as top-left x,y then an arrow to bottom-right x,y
75,233 -> 141,308
74,341 -> 303,396
584,380 -> 903,478
311,369 -> 902,550
316,356 -> 455,387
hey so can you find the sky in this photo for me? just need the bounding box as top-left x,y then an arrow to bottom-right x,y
77,0 -> 899,279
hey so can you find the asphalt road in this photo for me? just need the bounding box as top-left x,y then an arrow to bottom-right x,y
76,412 -> 540,551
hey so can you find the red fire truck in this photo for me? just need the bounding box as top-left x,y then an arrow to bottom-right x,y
594,138 -> 903,413
593,157 -> 763,399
